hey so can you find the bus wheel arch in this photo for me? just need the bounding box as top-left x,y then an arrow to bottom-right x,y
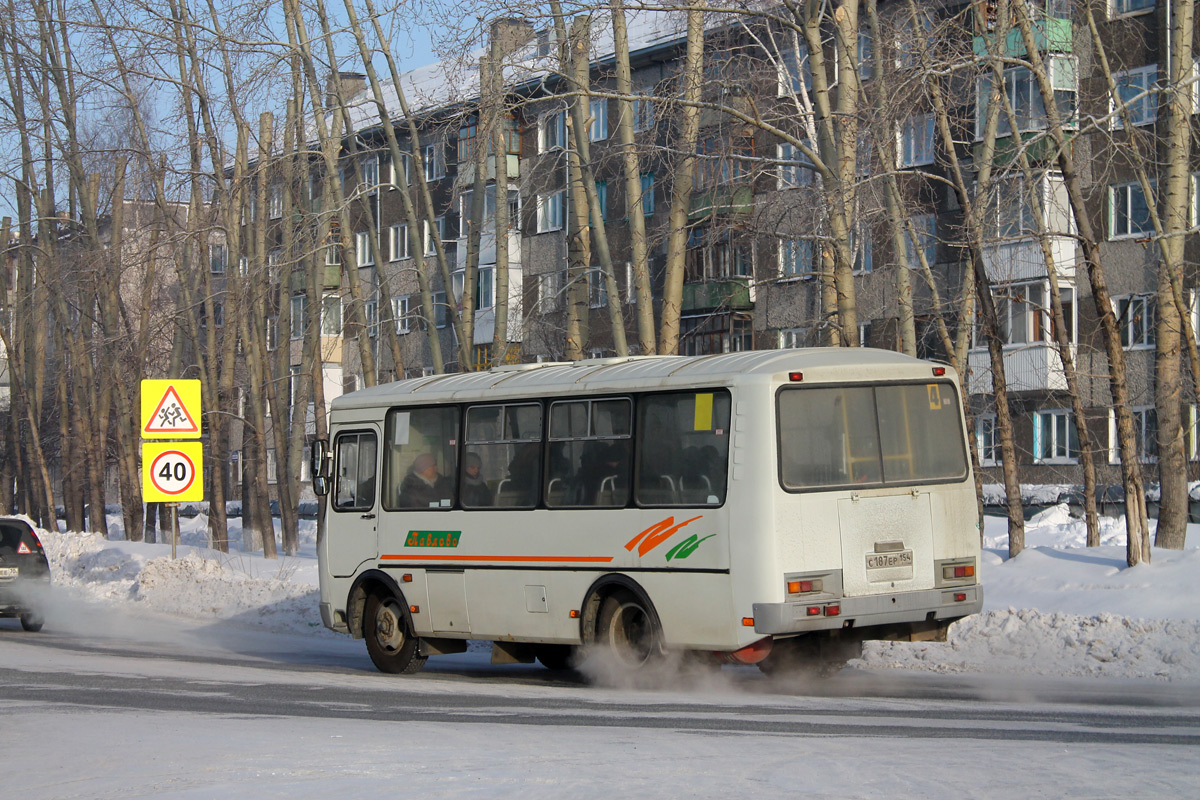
580,575 -> 665,667
346,570 -> 406,639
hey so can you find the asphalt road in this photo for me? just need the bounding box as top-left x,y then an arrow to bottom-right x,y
4,614 -> 1200,747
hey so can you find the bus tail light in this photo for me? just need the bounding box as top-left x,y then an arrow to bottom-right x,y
806,606 -> 821,617
787,579 -> 822,594
932,366 -> 946,376
788,371 -> 803,382
824,604 -> 840,617
941,564 -> 976,580
954,593 -> 967,602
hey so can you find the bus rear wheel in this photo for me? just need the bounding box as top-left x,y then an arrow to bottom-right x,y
596,590 -> 663,668
363,592 -> 427,675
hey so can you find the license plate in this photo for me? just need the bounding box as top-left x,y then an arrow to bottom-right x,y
0,566 -> 17,579
866,550 -> 913,570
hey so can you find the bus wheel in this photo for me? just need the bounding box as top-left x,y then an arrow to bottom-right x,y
20,612 -> 44,632
597,590 -> 663,668
363,592 -> 427,675
535,644 -> 579,671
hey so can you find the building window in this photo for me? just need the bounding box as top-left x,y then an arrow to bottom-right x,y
898,113 -> 935,168
265,317 -> 277,351
980,281 -> 1076,347
537,190 -> 565,232
779,326 -> 811,349
433,290 -> 448,328
777,141 -> 814,188
1108,406 -> 1157,464
540,110 -> 566,152
393,295 -> 410,334
984,177 -> 1037,239
1110,180 -> 1154,238
457,118 -> 477,163
290,294 -> 306,339
538,271 -> 565,313
210,243 -> 227,274
589,98 -> 608,141
326,242 -> 342,266
895,8 -> 933,69
365,298 -> 378,337
905,214 -> 938,267
1113,65 -> 1157,127
390,152 -> 411,186
857,28 -> 874,80
588,268 -> 608,308
355,231 -> 374,266
851,229 -> 873,274
389,224 -> 409,261
424,217 -> 445,255
780,238 -> 813,279
976,56 -> 1077,139
1115,293 -> 1155,348
779,43 -> 811,94
640,173 -> 654,216
237,256 -> 249,277
633,91 -> 654,132
424,140 -> 445,181
321,293 -> 342,336
361,155 -> 380,189
1034,408 -> 1079,463
1110,0 -> 1155,17
268,184 -> 283,219
976,414 -> 1000,467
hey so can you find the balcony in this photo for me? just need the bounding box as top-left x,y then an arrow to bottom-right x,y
290,263 -> 341,292
689,185 -> 752,221
982,235 -> 1076,283
967,341 -> 1072,394
682,278 -> 755,313
972,15 -> 1072,58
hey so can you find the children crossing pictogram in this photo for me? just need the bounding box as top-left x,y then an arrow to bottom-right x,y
141,380 -> 202,438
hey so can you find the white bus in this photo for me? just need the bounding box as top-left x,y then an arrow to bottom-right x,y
312,349 -> 982,676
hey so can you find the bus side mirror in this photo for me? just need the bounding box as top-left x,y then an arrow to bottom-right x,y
311,439 -> 331,496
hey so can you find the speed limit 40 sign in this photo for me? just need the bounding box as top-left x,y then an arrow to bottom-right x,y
142,441 -> 204,503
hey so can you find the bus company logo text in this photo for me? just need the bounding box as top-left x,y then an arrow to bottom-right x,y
404,530 -> 462,548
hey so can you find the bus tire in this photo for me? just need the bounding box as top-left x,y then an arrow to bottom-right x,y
363,591 -> 427,675
596,589 -> 664,668
535,644 -> 579,671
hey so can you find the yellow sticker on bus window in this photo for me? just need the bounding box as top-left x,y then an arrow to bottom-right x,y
927,384 -> 942,410
694,393 -> 714,431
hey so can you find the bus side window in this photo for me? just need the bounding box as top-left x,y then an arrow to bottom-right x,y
636,392 -> 730,507
333,431 -> 377,512
382,407 -> 458,510
546,398 -> 631,508
463,403 -> 542,509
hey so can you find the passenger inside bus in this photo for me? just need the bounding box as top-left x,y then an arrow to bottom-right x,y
397,453 -> 453,508
460,452 -> 492,507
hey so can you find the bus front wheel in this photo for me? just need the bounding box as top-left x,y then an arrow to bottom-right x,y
596,589 -> 663,668
363,592 -> 427,675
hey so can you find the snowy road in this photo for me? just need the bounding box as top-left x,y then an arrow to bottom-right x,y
5,613 -> 1200,798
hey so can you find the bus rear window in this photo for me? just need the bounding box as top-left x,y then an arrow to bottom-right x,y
778,382 -> 966,491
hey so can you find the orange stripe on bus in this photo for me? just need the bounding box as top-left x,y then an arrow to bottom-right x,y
380,554 -> 614,563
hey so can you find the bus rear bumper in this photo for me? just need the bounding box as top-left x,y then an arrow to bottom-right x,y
752,585 -> 983,636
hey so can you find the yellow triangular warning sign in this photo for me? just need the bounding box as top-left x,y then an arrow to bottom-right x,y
144,385 -> 200,435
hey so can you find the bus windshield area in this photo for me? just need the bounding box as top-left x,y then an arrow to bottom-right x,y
777,382 -> 967,491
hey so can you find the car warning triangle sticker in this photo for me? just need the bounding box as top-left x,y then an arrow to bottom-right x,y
17,541 -> 31,554
144,385 -> 200,434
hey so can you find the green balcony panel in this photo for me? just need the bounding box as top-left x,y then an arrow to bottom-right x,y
689,185 -> 753,221
973,17 -> 1071,58
682,279 -> 754,313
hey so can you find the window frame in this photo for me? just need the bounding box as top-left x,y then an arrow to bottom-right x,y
1033,408 -> 1079,464
1112,64 -> 1158,128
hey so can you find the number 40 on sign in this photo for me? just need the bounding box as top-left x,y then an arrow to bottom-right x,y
142,441 -> 204,503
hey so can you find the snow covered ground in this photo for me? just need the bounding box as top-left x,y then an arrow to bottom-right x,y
26,504 -> 1200,683
6,506 -> 1200,799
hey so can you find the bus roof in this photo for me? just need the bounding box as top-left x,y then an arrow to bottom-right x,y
331,349 -> 953,412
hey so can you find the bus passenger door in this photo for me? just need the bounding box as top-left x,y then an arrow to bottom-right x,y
327,426 -> 381,578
